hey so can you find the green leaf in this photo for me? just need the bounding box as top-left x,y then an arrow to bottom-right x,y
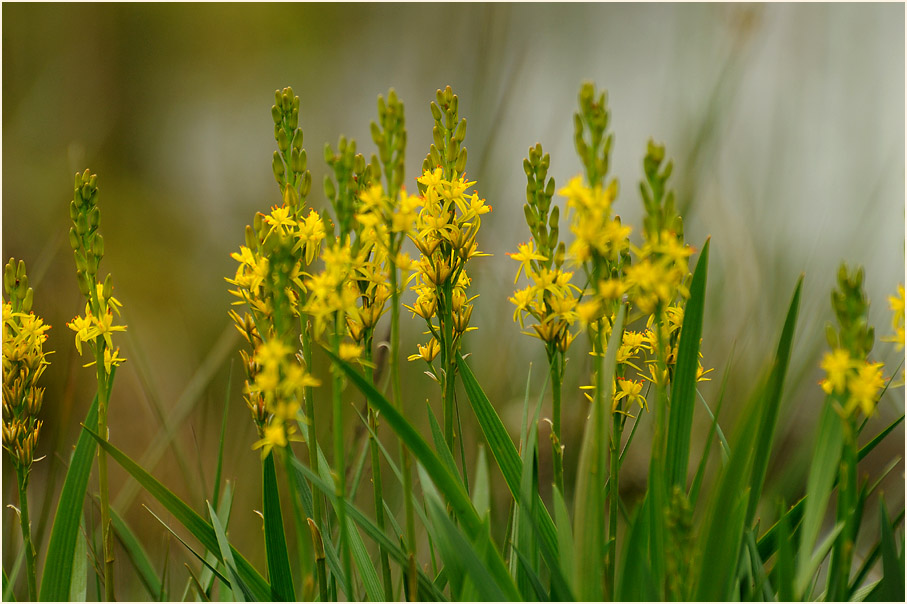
795,402 -> 845,598
185,563 -> 212,602
870,499 -> 905,601
574,303 -> 625,601
746,277 -> 802,525
82,427 -> 271,601
287,454 -> 446,601
109,506 -> 162,599
207,502 -> 252,602
212,361 -> 232,511
472,446 -> 490,520
419,465 -> 520,601
775,502 -> 795,602
262,452 -> 294,601
143,505 -> 230,589
201,482 -> 234,596
69,515 -> 88,602
666,238 -> 710,488
689,353 -> 732,505
456,354 -> 562,580
616,499 -> 654,601
426,401 -> 461,481
39,393 -> 99,602
2,564 -> 14,602
551,484 -> 574,589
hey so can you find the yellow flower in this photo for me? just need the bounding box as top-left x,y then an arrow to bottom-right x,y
846,361 -> 885,417
408,338 -> 440,363
254,422 -> 288,459
820,348 -> 854,395
508,241 -> 547,283
67,310 -> 100,355
339,342 -> 363,361
614,378 -> 647,411
882,284 -> 905,351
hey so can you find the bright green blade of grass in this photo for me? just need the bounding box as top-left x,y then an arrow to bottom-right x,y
513,548 -> 550,602
776,501 -> 795,602
288,454 -> 446,601
419,465 -> 520,601
689,354 -> 732,505
2,564 -> 14,602
868,499 -> 905,601
201,482 -> 234,596
746,277 -> 802,525
744,528 -> 773,601
83,427 -> 271,601
426,402 -> 461,480
795,400 -> 845,599
616,499 -> 655,601
143,505 -> 230,588
70,516 -> 88,602
262,452 -> 295,601
515,376 -> 544,599
39,392 -> 99,602
346,518 -> 383,602
551,484 -> 574,590
212,361 -> 232,511
207,502 -> 252,602
185,563 -> 212,603
666,239 -> 710,489
472,446 -> 490,519
109,505 -> 162,599
456,354 -> 561,568
849,508 -> 905,598
574,303 -> 625,601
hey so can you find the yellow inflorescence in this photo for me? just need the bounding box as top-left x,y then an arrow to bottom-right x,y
820,348 -> 887,418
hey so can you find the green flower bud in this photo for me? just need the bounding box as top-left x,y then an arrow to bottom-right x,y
455,147 -> 467,174
272,152 -> 285,183
301,171 -> 312,197
293,148 -> 307,174
284,185 -> 298,209
274,89 -> 282,108
523,204 -> 538,229
549,205 -> 559,228
92,234 -> 105,258
277,128 -> 289,152
545,177 -> 556,199
4,260 -> 16,295
454,118 -> 467,143
69,201 -> 79,221
446,139 -> 457,164
288,108 -> 298,130
253,212 -> 264,234
245,225 -> 257,250
429,145 -> 442,169
324,175 -> 336,202
89,208 -> 100,230
103,273 -> 113,301
77,270 -> 91,296
75,213 -> 88,236
324,143 -> 334,165
292,129 -> 303,152
430,101 -> 442,122
353,153 -> 365,175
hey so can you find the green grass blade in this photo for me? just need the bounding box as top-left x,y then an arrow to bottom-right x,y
795,401 -> 845,598
39,392 -> 99,602
207,502 -> 252,602
859,414 -> 905,462
801,521 -> 845,600
419,465 -> 519,601
746,277 -> 802,525
513,548 -> 550,601
69,516 -> 88,602
551,484 -> 574,592
143,505 -> 230,589
288,453 -> 446,601
689,352 -> 732,505
426,401 -> 461,480
2,565 -> 14,602
871,499 -> 905,601
83,427 -> 271,601
696,389 -> 731,461
109,506 -> 162,599
201,482 -> 234,596
346,518 -> 383,602
849,508 -> 904,598
744,528 -> 773,601
185,563 -> 212,602
472,446 -> 490,519
776,500 -> 795,602
574,303 -> 625,601
262,452 -> 295,601
456,354 -> 561,577
616,499 -> 655,601
666,239 -> 710,489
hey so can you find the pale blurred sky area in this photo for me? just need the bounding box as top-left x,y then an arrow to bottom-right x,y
2,3 -> 904,594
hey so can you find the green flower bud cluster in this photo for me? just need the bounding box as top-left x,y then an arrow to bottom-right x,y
826,264 -> 875,358
420,85 -> 467,189
574,81 -> 614,187
371,88 -> 407,200
68,169 -> 112,301
324,136 -> 379,243
272,87 -> 312,212
4,259 -> 34,314
640,139 -> 683,242
522,143 -> 564,269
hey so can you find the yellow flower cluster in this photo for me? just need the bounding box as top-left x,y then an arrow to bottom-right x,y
406,168 -> 490,363
2,260 -> 51,471
820,348 -> 886,418
247,339 -> 321,458
67,283 -> 127,373
508,242 -> 580,352
560,176 -> 629,267
304,241 -> 363,340
883,284 -> 905,351
625,232 -> 693,316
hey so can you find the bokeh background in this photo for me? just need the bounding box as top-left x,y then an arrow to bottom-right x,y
3,3 -> 904,600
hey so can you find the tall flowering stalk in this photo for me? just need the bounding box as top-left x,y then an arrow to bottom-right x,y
509,143 -> 578,496
65,170 -> 127,601
409,86 -> 491,457
816,265 -> 894,600
227,86 -> 326,598
2,259 -> 50,601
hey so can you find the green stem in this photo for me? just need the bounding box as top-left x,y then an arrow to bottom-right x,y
390,253 -> 418,600
550,348 -> 564,497
15,467 -> 36,602
827,423 -> 858,600
607,407 -> 623,598
331,317 -> 352,598
95,355 -> 115,601
301,319 -> 328,603
364,343 -> 393,601
441,282 -> 456,455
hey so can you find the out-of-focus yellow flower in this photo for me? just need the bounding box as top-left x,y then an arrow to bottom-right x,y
508,241 -> 547,283
846,361 -> 885,417
820,348 -> 854,395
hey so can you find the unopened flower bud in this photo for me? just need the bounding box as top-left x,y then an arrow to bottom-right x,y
323,176 -> 336,202
103,273 -> 113,301
455,148 -> 467,174
430,101 -> 442,122
89,208 -> 100,230
272,152 -> 285,182
454,118 -> 466,143
22,288 -> 33,313
277,128 -> 289,152
92,234 -> 105,258
69,201 -> 80,221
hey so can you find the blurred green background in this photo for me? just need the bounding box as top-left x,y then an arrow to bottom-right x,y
3,3 -> 904,600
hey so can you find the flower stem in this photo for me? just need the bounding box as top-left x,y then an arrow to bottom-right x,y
301,319 -> 329,603
549,348 -> 564,497
96,355 -> 115,601
364,343 -> 393,600
15,467 -> 37,601
331,316 -> 352,598
390,256 -> 418,600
